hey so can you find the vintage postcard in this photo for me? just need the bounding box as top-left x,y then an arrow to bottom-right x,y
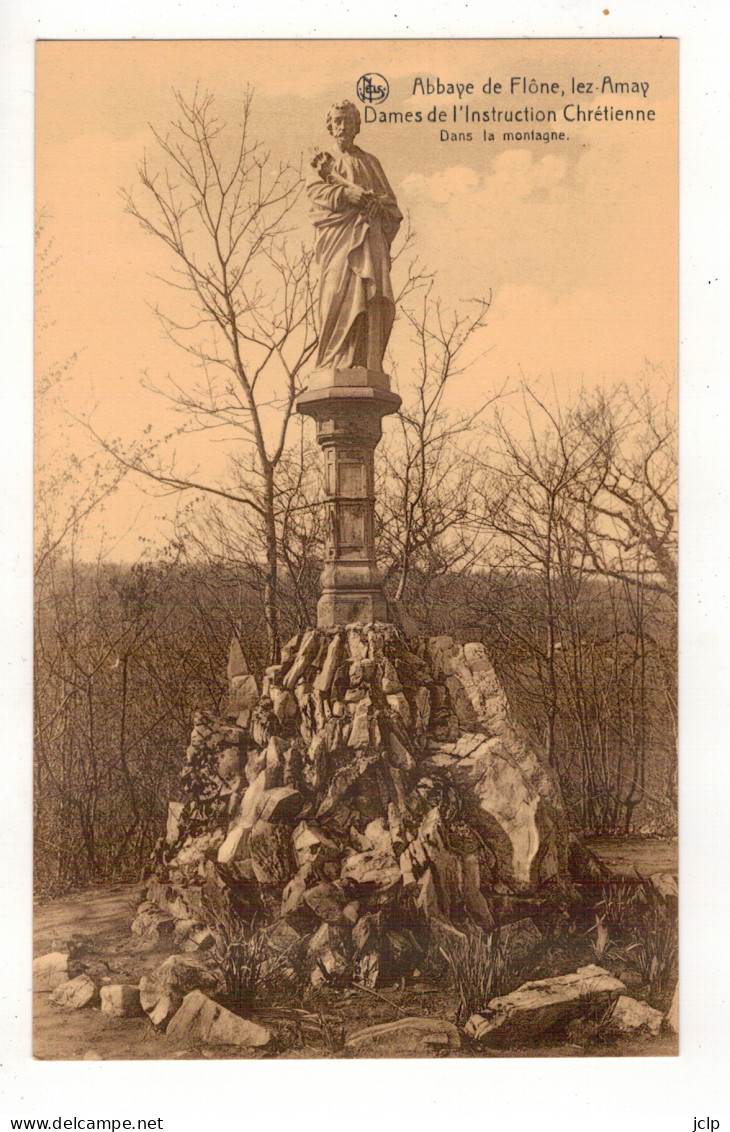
34,38 -> 678,1062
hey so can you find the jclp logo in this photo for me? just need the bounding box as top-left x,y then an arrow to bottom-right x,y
356,73 -> 389,104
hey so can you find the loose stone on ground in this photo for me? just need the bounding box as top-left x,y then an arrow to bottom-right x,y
166,990 -> 271,1048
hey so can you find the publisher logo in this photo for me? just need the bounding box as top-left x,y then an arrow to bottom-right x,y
356,73 -> 389,105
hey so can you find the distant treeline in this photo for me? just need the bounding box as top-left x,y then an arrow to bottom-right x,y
34,555 -> 676,896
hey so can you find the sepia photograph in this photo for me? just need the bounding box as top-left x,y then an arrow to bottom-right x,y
33,37 -> 678,1062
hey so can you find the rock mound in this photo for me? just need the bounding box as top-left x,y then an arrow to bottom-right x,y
145,624 -> 570,985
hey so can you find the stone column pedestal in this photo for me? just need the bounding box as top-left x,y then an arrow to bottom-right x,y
296,367 -> 401,627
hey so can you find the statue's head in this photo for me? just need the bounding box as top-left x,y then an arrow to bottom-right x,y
326,100 -> 361,148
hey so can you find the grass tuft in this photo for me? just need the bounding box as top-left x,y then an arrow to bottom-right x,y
202,900 -> 296,1015
628,905 -> 678,1001
439,925 -> 510,1026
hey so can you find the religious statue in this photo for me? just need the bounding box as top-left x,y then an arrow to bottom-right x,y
308,100 -> 403,372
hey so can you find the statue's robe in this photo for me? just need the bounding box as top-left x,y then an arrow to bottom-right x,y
307,146 -> 402,371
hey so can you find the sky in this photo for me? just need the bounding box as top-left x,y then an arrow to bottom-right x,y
35,38 -> 678,559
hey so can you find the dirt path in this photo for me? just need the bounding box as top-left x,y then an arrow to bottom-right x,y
33,882 -> 678,1061
33,884 -> 191,1061
34,883 -> 139,956
585,837 -> 678,877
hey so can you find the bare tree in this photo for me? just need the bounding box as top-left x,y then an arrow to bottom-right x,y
34,543 -> 249,891
88,88 -> 318,661
475,384 -> 608,766
570,373 -> 678,604
174,416 -> 325,643
472,380 -> 677,832
378,286 -> 498,600
574,375 -> 678,816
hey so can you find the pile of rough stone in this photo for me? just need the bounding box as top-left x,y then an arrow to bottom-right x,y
32,947 -> 274,1050
32,622 -> 678,1053
32,943 -> 677,1053
140,622 -> 570,989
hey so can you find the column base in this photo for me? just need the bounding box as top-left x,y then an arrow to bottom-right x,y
317,588 -> 389,627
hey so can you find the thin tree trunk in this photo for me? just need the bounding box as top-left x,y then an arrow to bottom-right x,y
263,467 -> 280,664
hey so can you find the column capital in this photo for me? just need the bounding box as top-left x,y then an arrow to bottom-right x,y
297,383 -> 401,420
